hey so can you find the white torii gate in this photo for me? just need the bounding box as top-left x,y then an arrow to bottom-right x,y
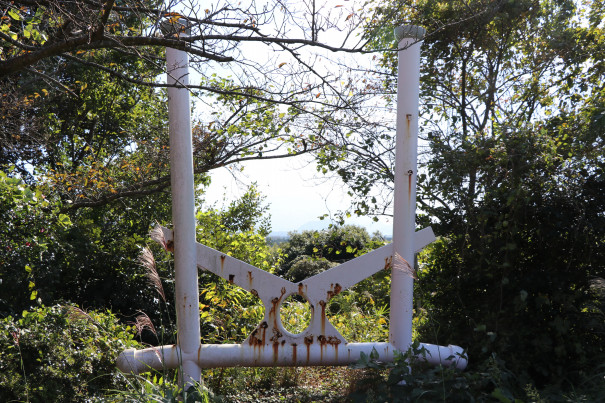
117,25 -> 467,388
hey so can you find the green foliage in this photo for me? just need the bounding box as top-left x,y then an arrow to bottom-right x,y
0,169 -> 65,316
0,304 -> 141,402
341,0 -> 605,395
192,186 -> 280,344
109,372 -> 213,403
328,292 -> 390,343
279,225 -> 383,276
348,343 -> 526,402
415,125 -> 605,388
285,255 -> 338,282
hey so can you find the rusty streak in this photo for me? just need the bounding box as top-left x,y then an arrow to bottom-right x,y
319,300 -> 326,335
384,256 -> 393,271
327,283 -> 342,300
304,335 -> 313,362
298,282 -> 307,297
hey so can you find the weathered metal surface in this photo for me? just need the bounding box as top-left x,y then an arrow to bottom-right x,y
117,345 -> 181,373
158,224 -> 436,352
390,24 -> 425,354
166,33 -> 201,386
117,342 -> 467,371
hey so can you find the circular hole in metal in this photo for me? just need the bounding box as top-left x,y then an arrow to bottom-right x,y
280,294 -> 312,335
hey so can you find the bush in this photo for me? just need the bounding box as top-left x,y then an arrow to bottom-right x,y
0,304 -> 141,402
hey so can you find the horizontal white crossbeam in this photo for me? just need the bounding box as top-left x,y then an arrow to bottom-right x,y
117,341 -> 467,372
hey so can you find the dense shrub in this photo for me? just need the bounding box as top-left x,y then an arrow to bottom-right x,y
0,304 -> 141,402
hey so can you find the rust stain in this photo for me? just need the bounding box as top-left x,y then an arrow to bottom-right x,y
269,287 -> 287,330
319,300 -> 326,335
270,297 -> 279,329
220,255 -> 226,271
292,343 -> 297,364
317,334 -> 342,362
318,335 -> 342,347
327,283 -> 342,300
260,321 -> 267,345
247,271 -> 253,287
272,342 -> 279,363
166,240 -> 174,252
228,274 -> 235,284
384,256 -> 393,271
270,327 -> 283,343
248,321 -> 268,347
298,282 -> 307,297
304,335 -> 313,362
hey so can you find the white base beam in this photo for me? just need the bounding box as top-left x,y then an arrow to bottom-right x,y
117,342 -> 467,372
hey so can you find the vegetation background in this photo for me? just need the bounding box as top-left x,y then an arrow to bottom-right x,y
0,0 -> 603,401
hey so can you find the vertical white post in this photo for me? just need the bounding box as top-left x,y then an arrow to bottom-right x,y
166,28 -> 201,387
389,25 -> 426,353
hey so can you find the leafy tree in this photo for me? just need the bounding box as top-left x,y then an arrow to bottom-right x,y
279,225 -> 380,276
285,256 -> 338,283
279,225 -> 390,313
0,0 -> 383,209
331,0 -> 605,391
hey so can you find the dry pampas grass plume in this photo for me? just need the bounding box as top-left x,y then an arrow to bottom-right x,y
139,246 -> 166,302
393,252 -> 417,280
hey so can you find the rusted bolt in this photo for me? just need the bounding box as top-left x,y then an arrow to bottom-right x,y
228,274 -> 235,283
407,170 -> 413,176
304,335 -> 314,345
250,289 -> 259,297
260,321 -> 268,329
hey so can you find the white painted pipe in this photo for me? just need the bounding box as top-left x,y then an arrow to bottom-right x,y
117,342 -> 467,371
166,26 -> 202,387
390,25 -> 426,352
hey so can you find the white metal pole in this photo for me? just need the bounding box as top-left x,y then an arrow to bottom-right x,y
390,25 -> 426,353
166,28 -> 201,387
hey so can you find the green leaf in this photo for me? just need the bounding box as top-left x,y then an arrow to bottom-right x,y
58,214 -> 72,227
8,9 -> 21,21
